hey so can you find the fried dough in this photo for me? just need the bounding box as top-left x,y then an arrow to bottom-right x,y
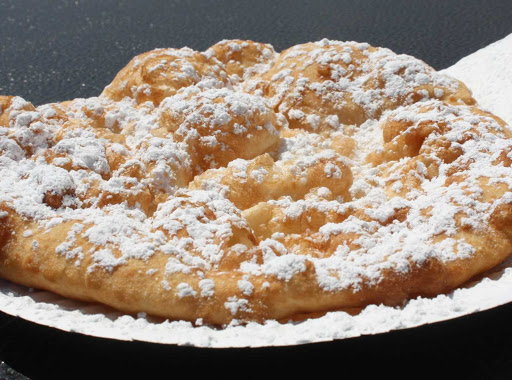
1,39 -> 511,325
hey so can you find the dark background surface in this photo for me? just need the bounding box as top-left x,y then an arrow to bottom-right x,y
1,0 -> 512,379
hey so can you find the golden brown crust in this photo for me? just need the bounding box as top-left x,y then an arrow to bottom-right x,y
208,39 -> 277,80
101,48 -> 228,105
247,41 -> 474,132
1,39 -> 511,325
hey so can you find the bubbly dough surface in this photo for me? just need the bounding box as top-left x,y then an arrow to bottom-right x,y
1,39 -> 511,325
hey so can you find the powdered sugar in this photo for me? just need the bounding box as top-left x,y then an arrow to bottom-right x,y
1,35 -> 512,347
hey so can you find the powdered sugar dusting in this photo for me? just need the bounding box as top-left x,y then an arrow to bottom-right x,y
1,35 -> 512,347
